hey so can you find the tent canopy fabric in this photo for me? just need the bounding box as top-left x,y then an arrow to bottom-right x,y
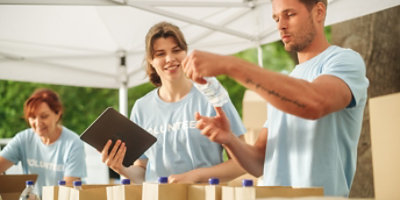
1,0 -> 399,89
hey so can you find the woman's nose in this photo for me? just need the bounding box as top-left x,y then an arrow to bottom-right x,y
165,53 -> 175,63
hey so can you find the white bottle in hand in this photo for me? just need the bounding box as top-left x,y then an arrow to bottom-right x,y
19,180 -> 40,200
194,77 -> 229,107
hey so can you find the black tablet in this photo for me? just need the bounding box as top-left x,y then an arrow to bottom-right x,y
80,107 -> 157,167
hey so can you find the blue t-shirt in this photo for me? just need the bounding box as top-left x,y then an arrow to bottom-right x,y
0,126 -> 87,196
131,82 -> 246,182
263,46 -> 369,196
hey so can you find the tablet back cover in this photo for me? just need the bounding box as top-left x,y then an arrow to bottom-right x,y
80,107 -> 156,167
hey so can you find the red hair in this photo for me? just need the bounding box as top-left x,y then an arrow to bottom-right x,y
23,88 -> 63,123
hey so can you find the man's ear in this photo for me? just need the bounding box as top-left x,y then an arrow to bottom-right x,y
314,2 -> 326,24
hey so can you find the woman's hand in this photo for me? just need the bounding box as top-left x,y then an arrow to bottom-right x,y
168,170 -> 200,184
101,139 -> 126,174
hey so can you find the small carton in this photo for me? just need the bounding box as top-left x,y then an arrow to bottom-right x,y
56,184 -> 114,200
106,184 -> 142,200
142,182 -> 187,200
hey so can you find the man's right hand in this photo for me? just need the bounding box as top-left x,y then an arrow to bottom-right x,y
195,106 -> 235,145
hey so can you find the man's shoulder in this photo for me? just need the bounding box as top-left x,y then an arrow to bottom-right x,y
326,45 -> 362,59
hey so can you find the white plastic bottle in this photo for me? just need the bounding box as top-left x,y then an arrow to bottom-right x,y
193,77 -> 229,107
242,179 -> 253,187
208,177 -> 220,185
19,180 -> 40,200
58,180 -> 66,186
158,176 -> 168,184
73,180 -> 82,190
121,179 -> 131,185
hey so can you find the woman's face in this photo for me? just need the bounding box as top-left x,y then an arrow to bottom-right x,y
28,102 -> 61,137
150,36 -> 187,83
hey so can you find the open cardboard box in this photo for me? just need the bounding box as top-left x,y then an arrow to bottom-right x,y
369,92 -> 400,199
222,185 -> 323,200
0,174 -> 38,200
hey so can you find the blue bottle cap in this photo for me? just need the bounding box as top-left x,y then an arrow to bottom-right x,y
158,176 -> 168,184
121,179 -> 131,185
73,180 -> 82,187
242,179 -> 253,187
208,177 -> 220,185
26,180 -> 34,186
58,180 -> 66,186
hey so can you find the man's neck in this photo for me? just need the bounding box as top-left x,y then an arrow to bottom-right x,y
297,35 -> 330,64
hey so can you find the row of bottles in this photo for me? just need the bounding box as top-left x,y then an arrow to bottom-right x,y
157,176 -> 253,187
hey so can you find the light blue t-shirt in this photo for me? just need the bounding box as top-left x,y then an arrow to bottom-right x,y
263,46 -> 369,196
131,82 -> 246,182
0,126 -> 87,196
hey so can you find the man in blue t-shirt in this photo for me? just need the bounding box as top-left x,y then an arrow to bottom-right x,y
182,0 -> 368,197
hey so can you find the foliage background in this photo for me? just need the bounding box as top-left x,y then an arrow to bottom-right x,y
1,33 -> 330,138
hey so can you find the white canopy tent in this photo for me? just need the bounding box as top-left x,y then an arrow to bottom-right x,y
0,0 -> 399,115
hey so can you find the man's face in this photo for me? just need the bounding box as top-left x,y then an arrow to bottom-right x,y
272,0 -> 316,52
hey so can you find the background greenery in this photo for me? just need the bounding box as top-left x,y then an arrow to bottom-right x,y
0,26 -> 331,138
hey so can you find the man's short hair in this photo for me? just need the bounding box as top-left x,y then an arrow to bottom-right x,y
298,0 -> 328,11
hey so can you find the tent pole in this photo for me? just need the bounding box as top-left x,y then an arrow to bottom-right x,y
119,82 -> 128,117
118,52 -> 128,117
257,44 -> 263,67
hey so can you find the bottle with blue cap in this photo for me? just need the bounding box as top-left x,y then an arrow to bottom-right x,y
73,180 -> 82,190
242,179 -> 254,187
193,77 -> 229,107
19,180 -> 40,200
58,180 -> 66,186
208,177 -> 220,185
121,179 -> 131,185
158,176 -> 168,184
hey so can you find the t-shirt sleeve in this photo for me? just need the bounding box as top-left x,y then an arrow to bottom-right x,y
63,139 -> 87,178
222,99 -> 247,137
322,49 -> 369,108
0,132 -> 24,165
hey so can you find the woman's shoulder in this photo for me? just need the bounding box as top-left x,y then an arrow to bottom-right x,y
135,88 -> 158,105
60,126 -> 81,141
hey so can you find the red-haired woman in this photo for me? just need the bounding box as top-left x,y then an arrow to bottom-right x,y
0,88 -> 87,196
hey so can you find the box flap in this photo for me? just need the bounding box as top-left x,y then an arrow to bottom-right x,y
0,174 -> 38,193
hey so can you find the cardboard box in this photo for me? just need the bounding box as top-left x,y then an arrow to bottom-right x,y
222,185 -> 323,200
187,184 -> 223,200
242,90 -> 267,130
142,182 -> 187,200
369,92 -> 400,199
42,185 -> 71,200
56,184 -> 114,200
0,174 -> 38,200
106,184 -> 142,200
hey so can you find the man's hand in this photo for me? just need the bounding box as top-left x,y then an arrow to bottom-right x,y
195,107 -> 235,145
182,50 -> 228,83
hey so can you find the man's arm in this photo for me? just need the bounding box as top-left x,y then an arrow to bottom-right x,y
183,51 -> 352,119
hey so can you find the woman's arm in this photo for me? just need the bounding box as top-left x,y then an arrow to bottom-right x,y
0,156 -> 14,174
168,135 -> 247,184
